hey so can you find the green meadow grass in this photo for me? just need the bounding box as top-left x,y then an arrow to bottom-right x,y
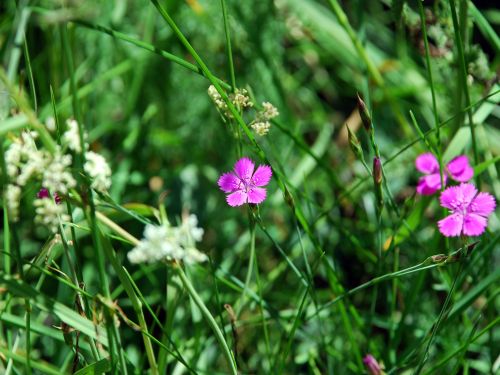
1,0 -> 499,374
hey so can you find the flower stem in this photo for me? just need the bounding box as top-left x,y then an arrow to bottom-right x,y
174,264 -> 238,375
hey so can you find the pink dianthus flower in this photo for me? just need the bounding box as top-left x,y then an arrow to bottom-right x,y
218,157 -> 272,207
415,153 -> 473,195
438,183 -> 496,237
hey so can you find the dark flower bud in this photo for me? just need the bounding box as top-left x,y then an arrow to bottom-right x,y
373,157 -> 382,186
373,157 -> 383,212
357,93 -> 372,132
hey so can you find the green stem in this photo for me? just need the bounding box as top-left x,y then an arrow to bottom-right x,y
448,0 -> 479,168
414,262 -> 464,374
327,0 -> 383,86
175,264 -> 238,375
220,0 -> 236,90
237,226 -> 255,316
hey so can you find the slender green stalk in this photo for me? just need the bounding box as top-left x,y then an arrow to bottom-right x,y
220,0 -> 236,90
448,0 -> 479,167
327,0 -> 383,86
6,4 -> 30,82
417,1 -> 445,189
237,226 -> 256,316
417,1 -> 440,148
414,262 -> 464,374
248,216 -> 272,370
22,38 -> 37,113
220,0 -> 242,157
175,264 -> 238,375
307,251 -> 465,321
67,18 -> 231,91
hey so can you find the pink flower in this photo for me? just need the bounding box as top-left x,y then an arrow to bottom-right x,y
438,183 -> 496,237
415,153 -> 473,195
218,157 -> 272,207
363,354 -> 383,375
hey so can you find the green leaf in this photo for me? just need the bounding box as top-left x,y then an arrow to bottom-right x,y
443,127 -> 471,162
74,358 -> 112,375
0,274 -> 108,346
474,155 -> 500,176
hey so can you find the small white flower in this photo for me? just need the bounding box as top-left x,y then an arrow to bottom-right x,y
62,119 -> 87,153
251,121 -> 271,136
17,149 -> 47,187
42,149 -> 76,195
84,151 -> 112,192
231,88 -> 253,110
179,214 -> 204,244
34,197 -> 70,233
5,141 -> 23,179
208,85 -> 253,117
6,184 -> 21,222
260,102 -> 279,120
208,85 -> 228,113
5,131 -> 42,183
45,116 -> 56,132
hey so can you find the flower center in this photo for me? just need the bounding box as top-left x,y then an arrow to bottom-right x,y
238,177 -> 255,193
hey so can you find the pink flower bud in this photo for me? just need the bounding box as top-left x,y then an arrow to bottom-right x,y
363,354 -> 382,375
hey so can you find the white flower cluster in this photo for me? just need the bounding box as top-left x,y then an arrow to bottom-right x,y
34,197 -> 70,233
208,85 -> 253,118
59,119 -> 111,193
207,85 -> 278,136
251,101 -> 279,136
4,118 -> 112,226
127,214 -> 208,265
231,88 -> 253,110
60,119 -> 111,193
84,151 -> 112,192
42,150 -> 76,195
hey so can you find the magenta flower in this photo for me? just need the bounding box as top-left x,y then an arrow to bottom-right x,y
37,188 -> 62,204
416,153 -> 473,195
363,354 -> 383,375
438,183 -> 496,237
218,157 -> 272,207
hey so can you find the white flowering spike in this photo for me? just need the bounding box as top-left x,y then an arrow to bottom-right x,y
84,151 -> 112,192
208,85 -> 228,112
127,215 -> 207,265
42,149 -> 76,195
6,184 -> 21,222
34,197 -> 70,233
63,119 -> 87,153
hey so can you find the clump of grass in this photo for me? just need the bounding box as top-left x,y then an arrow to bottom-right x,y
0,0 -> 498,374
